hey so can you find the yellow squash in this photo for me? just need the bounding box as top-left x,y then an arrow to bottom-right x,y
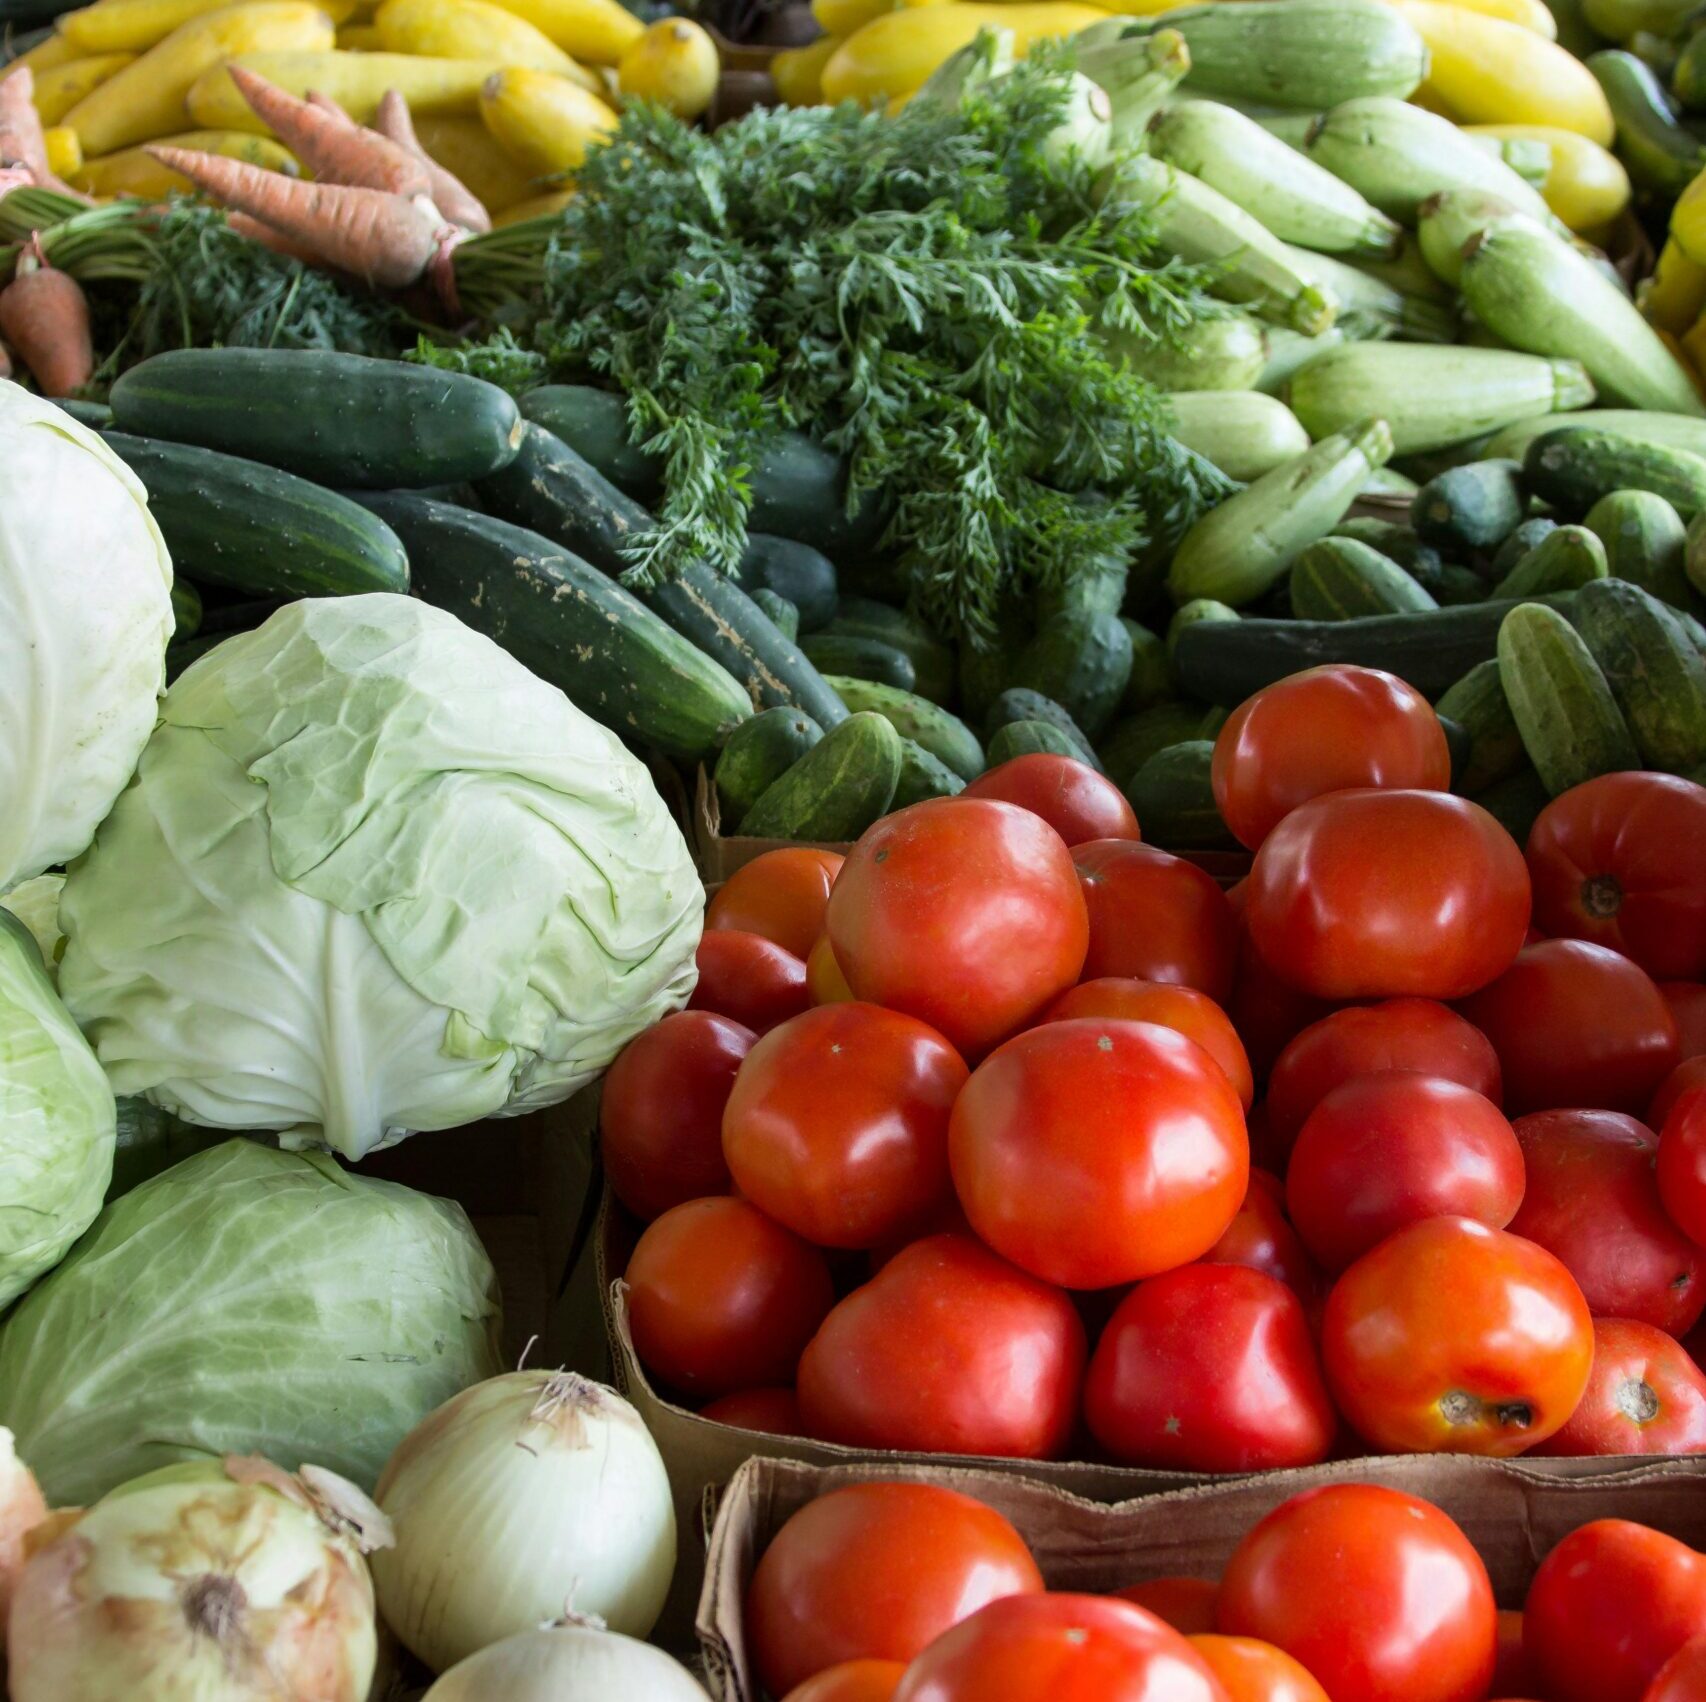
187,49 -> 505,128
7,32 -> 84,74
1642,236 -> 1706,335
59,0 -> 352,53
478,64 -> 617,174
42,125 -> 83,177
75,125 -> 297,194
1465,122 -> 1630,231
772,32 -> 841,104
1407,0 -> 1556,33
335,20 -> 383,45
1669,167 -> 1706,266
412,113 -> 536,211
481,0 -> 643,65
30,52 -> 135,125
493,186 -> 574,224
375,0 -> 601,88
812,0 -> 901,39
617,17 -> 719,117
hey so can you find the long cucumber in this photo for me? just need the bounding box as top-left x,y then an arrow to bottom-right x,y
1586,49 -> 1706,195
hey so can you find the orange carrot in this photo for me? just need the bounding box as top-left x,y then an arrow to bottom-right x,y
0,246 -> 94,397
0,69 -> 85,199
372,87 -> 490,233
226,209 -> 342,268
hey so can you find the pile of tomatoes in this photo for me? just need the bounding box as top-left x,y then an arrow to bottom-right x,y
601,662 -> 1706,1467
742,1475 -> 1706,1702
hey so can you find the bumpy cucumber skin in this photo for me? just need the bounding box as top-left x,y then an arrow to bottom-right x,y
985,689 -> 1103,771
824,675 -> 985,781
1289,537 -> 1438,620
739,711 -> 904,840
1586,490 -> 1695,610
1492,524 -> 1609,597
1127,739 -> 1239,849
988,720 -> 1085,764
1574,578 -> 1706,773
715,707 -> 824,828
892,739 -> 967,808
1011,608 -> 1135,741
1524,427 -> 1706,517
1414,460 -> 1526,553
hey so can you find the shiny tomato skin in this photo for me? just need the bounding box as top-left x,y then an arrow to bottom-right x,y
1084,1264 -> 1336,1471
1654,1057 -> 1706,1127
746,1481 -> 1043,1697
1189,1635 -> 1332,1702
707,848 -> 845,960
1658,1089 -> 1706,1251
689,929 -> 812,1033
625,1197 -> 835,1399
782,1661 -> 906,1702
1202,1171 -> 1321,1309
1524,1520 -> 1706,1702
1217,1483 -> 1497,1702
1115,1579 -> 1220,1636
949,1018 -> 1248,1291
1509,1108 -> 1704,1337
1457,940 -> 1679,1116
826,798 -> 1088,1057
1212,665 -> 1451,851
1663,983 -> 1706,1061
1073,840 -> 1240,1004
698,1387 -> 804,1436
1285,1072 -> 1524,1273
1321,1216 -> 1594,1455
796,1233 -> 1086,1459
808,932 -> 855,1005
722,1002 -> 968,1250
1247,790 -> 1531,1001
1524,774 -> 1706,982
1645,1638 -> 1706,1702
1530,1317 -> 1706,1456
963,754 -> 1141,847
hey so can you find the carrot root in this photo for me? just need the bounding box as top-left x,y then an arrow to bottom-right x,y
226,209 -> 342,269
0,253 -> 93,397
373,87 -> 491,234
0,68 -> 86,201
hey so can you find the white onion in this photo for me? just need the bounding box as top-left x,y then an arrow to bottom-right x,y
424,1623 -> 710,1701
372,1371 -> 676,1674
0,1427 -> 47,1652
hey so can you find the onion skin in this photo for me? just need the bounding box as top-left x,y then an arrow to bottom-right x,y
0,1427 -> 48,1654
422,1625 -> 711,1701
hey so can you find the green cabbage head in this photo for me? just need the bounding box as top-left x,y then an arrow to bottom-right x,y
59,594 -> 703,1160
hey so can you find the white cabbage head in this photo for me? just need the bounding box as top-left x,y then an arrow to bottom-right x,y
59,594 -> 703,1160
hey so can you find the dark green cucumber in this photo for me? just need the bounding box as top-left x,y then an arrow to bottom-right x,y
892,739 -> 966,808
1492,524 -> 1609,597
714,707 -> 824,828
1011,608 -> 1134,740
752,589 -> 800,640
1573,578 -> 1706,772
1437,713 -> 1473,785
984,689 -> 1102,771
1491,516 -> 1559,580
1289,537 -> 1439,620
739,712 -> 903,840
518,385 -> 662,502
354,491 -> 749,764
1586,490 -> 1695,609
1099,702 -> 1218,789
821,598 -> 955,704
1471,765 -> 1552,843
1122,619 -> 1174,712
1587,50 -> 1706,196
1127,741 -> 1238,850
1525,427 -> 1706,518
958,600 -> 1031,723
1333,517 -> 1449,582
822,676 -> 985,781
55,398 -> 112,430
1167,599 -> 1242,660
801,634 -> 917,692
739,535 -> 839,632
103,433 -> 408,600
987,720 -> 1086,764
170,579 -> 201,640
1411,560 -> 1491,606
109,350 -> 523,489
1435,659 -> 1525,794
1413,460 -> 1526,553
1035,555 -> 1129,622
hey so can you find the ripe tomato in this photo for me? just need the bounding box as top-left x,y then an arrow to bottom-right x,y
1247,790 -> 1530,1001
1226,922 -> 1334,1087
1492,1610 -> 1537,1699
624,1197 -> 834,1399
1265,998 -> 1503,1155
745,1481 -> 1042,1697
892,1593 -> 1231,1702
1524,1520 -> 1706,1702
1661,1081 -> 1706,1244
1202,1171 -> 1321,1309
1457,940 -> 1679,1116
1073,840 -> 1239,1003
1284,1073 -> 1524,1273
949,1018 -> 1247,1290
1524,774 -> 1706,982
1115,1579 -> 1220,1636
1645,1638 -> 1706,1702
1530,1318 -> 1706,1456
808,933 -> 854,1005
698,1387 -> 802,1435
1189,1635 -> 1331,1702
721,1003 -> 967,1250
689,929 -> 811,1033
783,1662 -> 907,1702
796,1233 -> 1086,1458
963,753 -> 1141,846
1212,665 -> 1451,851
826,798 -> 1088,1057
1663,982 -> 1706,1061
707,847 -> 845,960
1218,1483 -> 1497,1702
1654,1057 -> 1706,1127
1321,1216 -> 1593,1455
1084,1264 -> 1336,1471
1509,1108 -> 1704,1336
600,1010 -> 752,1221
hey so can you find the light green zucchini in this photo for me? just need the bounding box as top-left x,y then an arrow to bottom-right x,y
1166,391 -> 1312,480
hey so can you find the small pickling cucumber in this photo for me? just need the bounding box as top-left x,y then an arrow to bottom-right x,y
1413,460 -> 1526,554
1584,490 -> 1695,609
800,634 -> 917,693
1524,427 -> 1706,517
985,688 -> 1102,771
1289,537 -> 1439,620
740,712 -> 904,841
1435,658 -> 1526,794
823,676 -> 985,782
1573,578 -> 1706,773
1492,524 -> 1609,596
715,707 -> 825,829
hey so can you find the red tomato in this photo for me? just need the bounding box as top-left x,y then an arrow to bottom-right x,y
892,1593 -> 1231,1702
783,1662 -> 907,1702
1189,1635 -> 1332,1702
1040,978 -> 1254,1109
1284,1072 -> 1524,1272
1217,1483 -> 1497,1702
1645,1638 -> 1706,1702
1655,1057 -> 1706,1127
1492,1610 -> 1538,1700
1530,1317 -> 1706,1456
796,1233 -> 1086,1458
689,930 -> 812,1033
624,1197 -> 835,1399
707,848 -> 845,960
1073,840 -> 1239,1004
1321,1216 -> 1593,1455
826,798 -> 1088,1057
721,1002 -> 968,1249
1265,998 -> 1503,1155
1524,1520 -> 1706,1702
1115,1579 -> 1220,1636
1202,1171 -> 1321,1309
1226,893 -> 1334,1084
1212,665 -> 1451,851
949,1018 -> 1248,1290
1083,1264 -> 1336,1471
1247,790 -> 1530,1001
600,1010 -> 752,1221
1659,1089 -> 1706,1252
698,1387 -> 803,1436
1524,774 -> 1706,982
1663,983 -> 1706,1061
963,753 -> 1141,846
1457,940 -> 1679,1116
745,1481 -> 1043,1697
1509,1108 -> 1704,1336
808,932 -> 855,1005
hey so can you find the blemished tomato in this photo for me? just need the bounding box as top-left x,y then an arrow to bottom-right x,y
1492,1610 -> 1538,1700
1073,840 -> 1240,1004
745,1481 -> 1043,1697
624,1197 -> 835,1399
1524,773 -> 1706,983
1663,983 -> 1706,1061
1040,978 -> 1254,1109
600,1009 -> 752,1221
1654,1057 -> 1706,1127
1247,790 -> 1531,1002
707,847 -> 845,961
1265,998 -> 1503,1155
1457,940 -> 1680,1116
826,798 -> 1088,1057
1115,1579 -> 1220,1636
1660,1087 -> 1706,1251
963,753 -> 1141,847
1217,1484 -> 1497,1702
1083,1264 -> 1336,1471
1530,1317 -> 1706,1456
892,1593 -> 1231,1702
1524,1520 -> 1706,1702
698,1387 -> 803,1436
1189,1635 -> 1331,1702
1202,1170 -> 1321,1309
808,932 -> 855,1005
1645,1637 -> 1706,1702
1509,1108 -> 1704,1337
949,1018 -> 1248,1290
796,1233 -> 1086,1458
1284,1072 -> 1524,1273
1212,665 -> 1451,851
1321,1216 -> 1593,1455
689,929 -> 812,1033
721,1002 -> 968,1249
782,1661 -> 907,1702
